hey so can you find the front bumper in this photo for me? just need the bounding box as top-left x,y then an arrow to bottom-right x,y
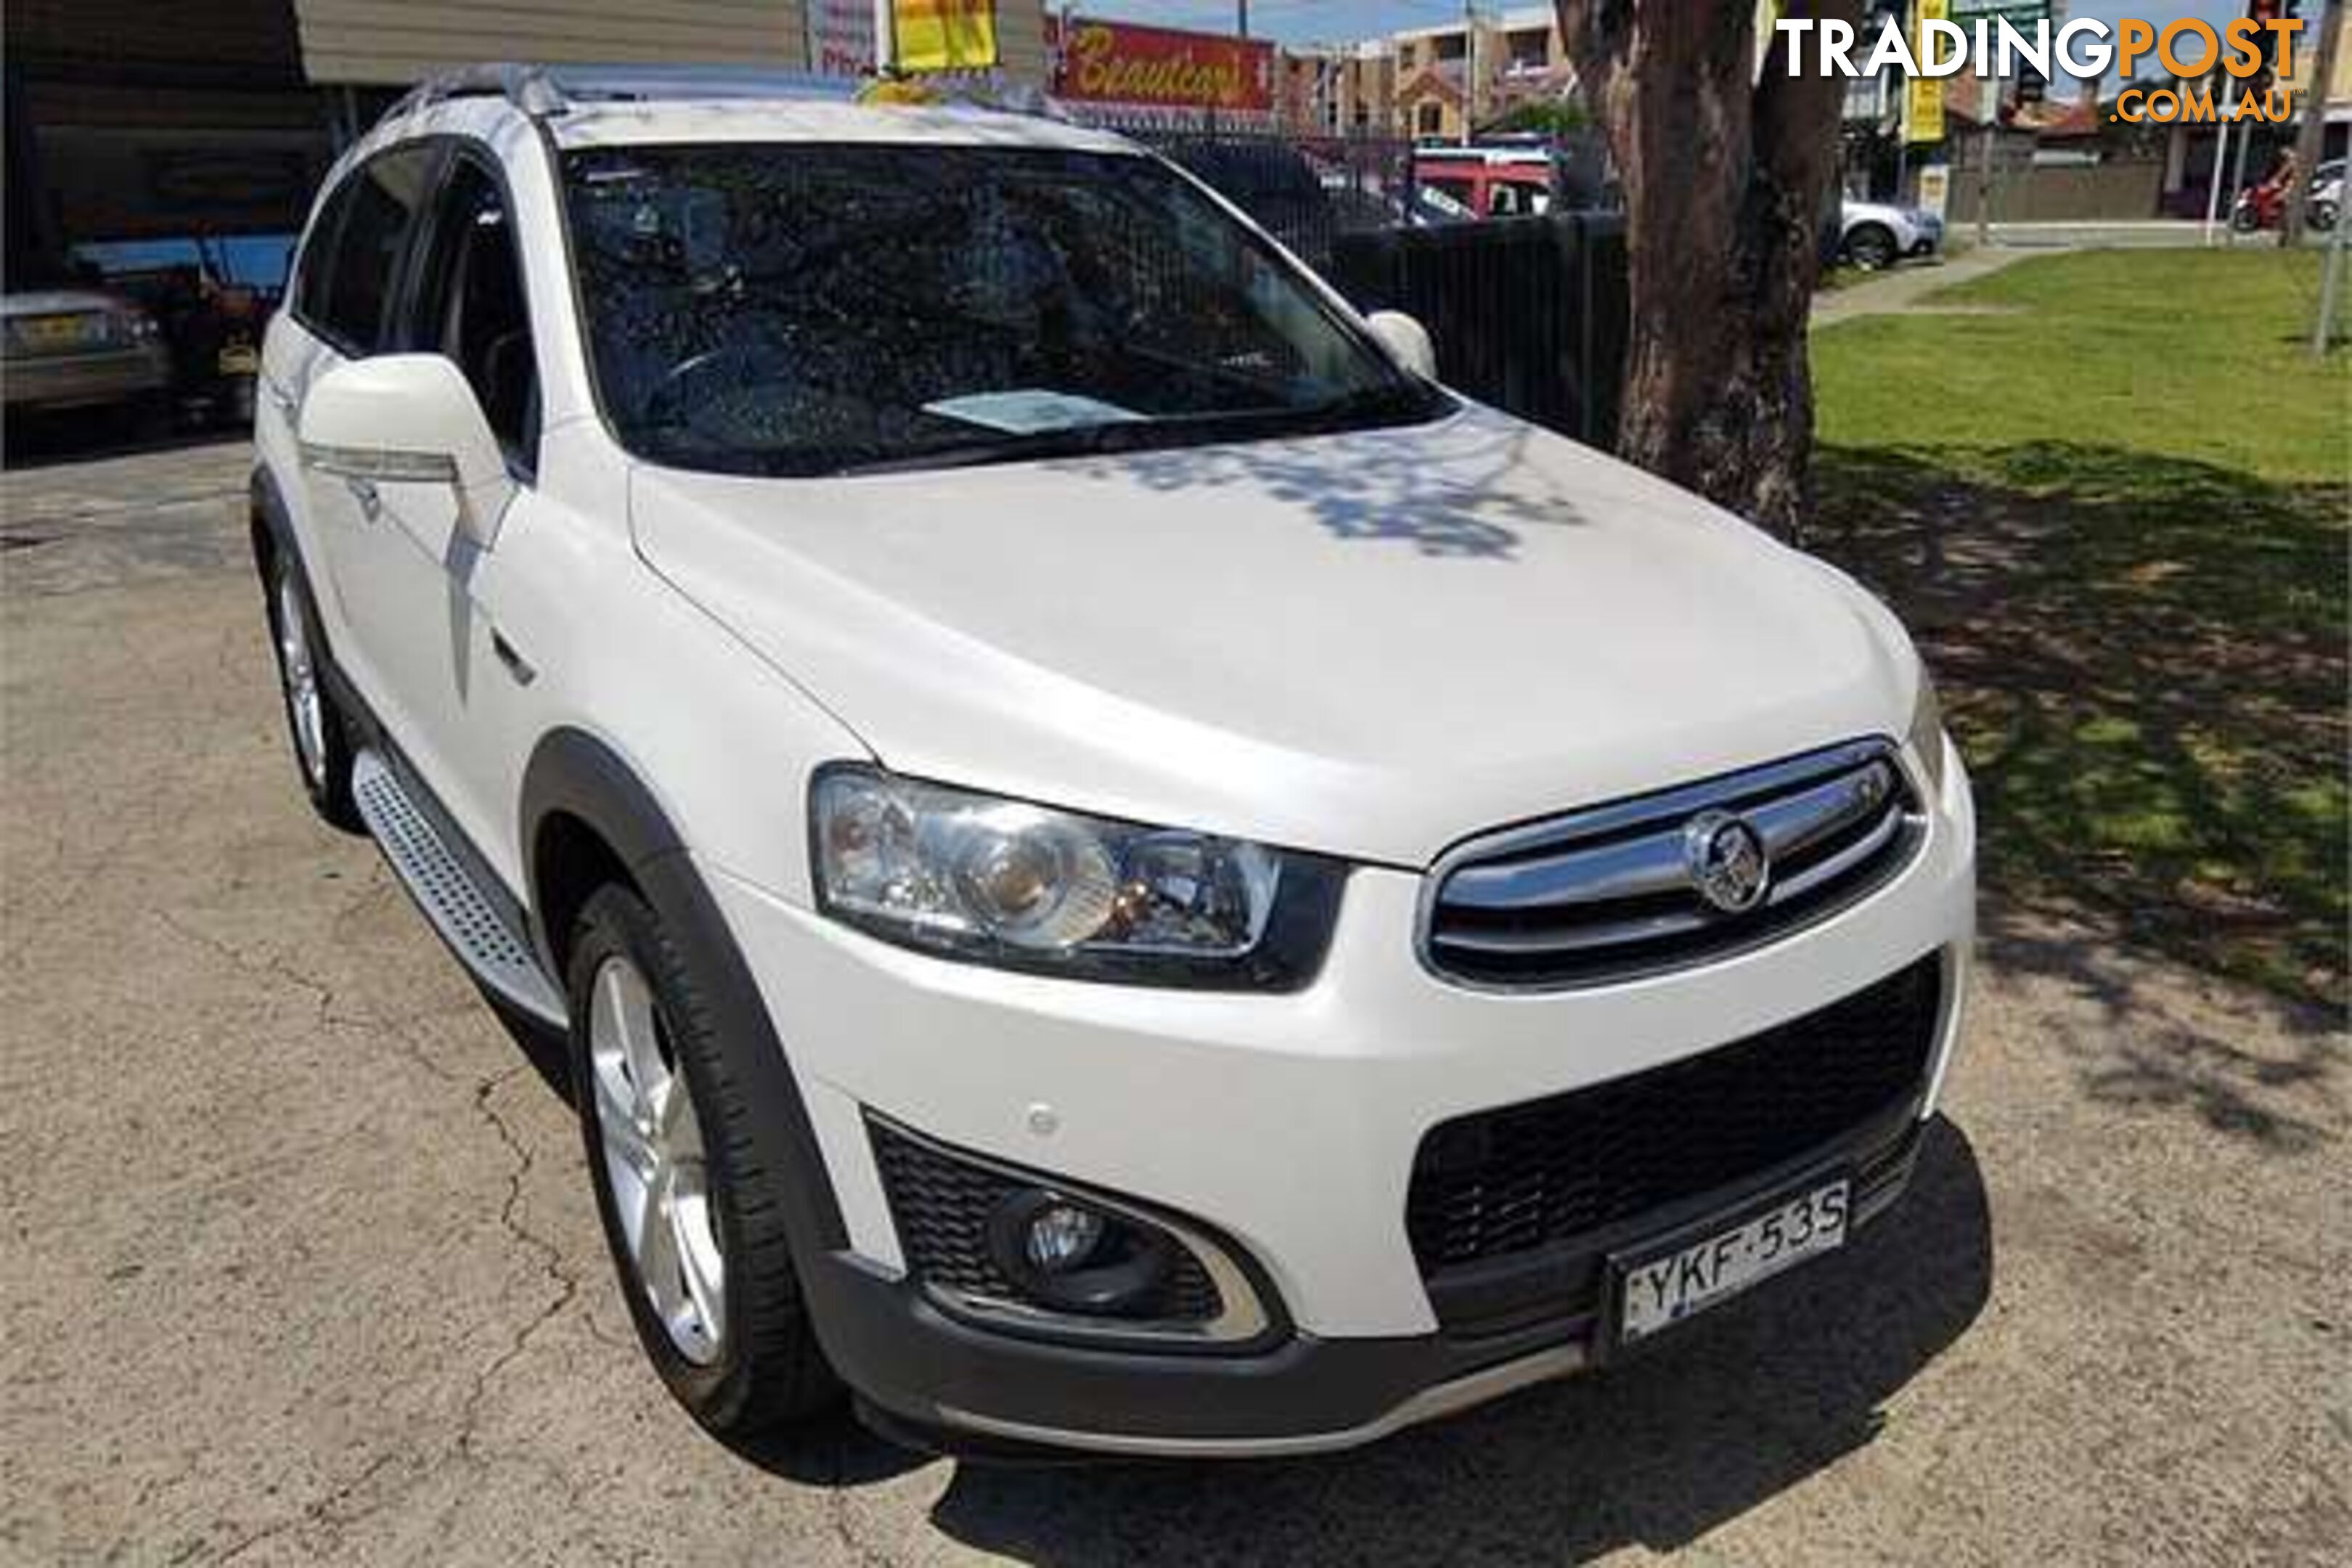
801,1105 -> 1931,1458
712,742 -> 1976,1455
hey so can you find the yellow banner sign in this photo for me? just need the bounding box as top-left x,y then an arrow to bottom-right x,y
1905,0 -> 1950,143
894,0 -> 998,73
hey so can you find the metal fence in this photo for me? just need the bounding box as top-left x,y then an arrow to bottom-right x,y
1326,212 -> 1629,449
1134,128 -> 1416,271
1102,124 -> 1633,450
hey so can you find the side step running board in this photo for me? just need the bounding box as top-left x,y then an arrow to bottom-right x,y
351,749 -> 568,1031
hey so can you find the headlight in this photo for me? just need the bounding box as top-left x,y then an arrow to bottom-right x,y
810,765 -> 1343,989
1907,675 -> 1948,797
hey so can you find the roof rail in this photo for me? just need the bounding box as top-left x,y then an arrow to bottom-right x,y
379,62 -> 862,128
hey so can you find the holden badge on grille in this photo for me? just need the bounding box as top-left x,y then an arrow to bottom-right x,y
1683,810 -> 1771,914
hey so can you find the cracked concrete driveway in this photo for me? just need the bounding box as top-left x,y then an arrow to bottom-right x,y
3,438 -> 2345,1567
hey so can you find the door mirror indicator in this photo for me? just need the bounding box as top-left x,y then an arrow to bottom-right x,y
298,354 -> 515,547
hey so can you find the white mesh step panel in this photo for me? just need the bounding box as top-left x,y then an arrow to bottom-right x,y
351,751 -> 566,1029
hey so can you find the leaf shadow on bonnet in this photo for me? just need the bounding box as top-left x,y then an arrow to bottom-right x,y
1057,412 -> 1593,562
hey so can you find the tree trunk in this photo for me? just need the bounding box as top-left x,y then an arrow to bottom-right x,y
2282,0 -> 2343,250
1556,1 -> 1861,539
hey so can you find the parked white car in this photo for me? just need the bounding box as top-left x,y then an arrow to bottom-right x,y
2310,159 -> 2343,232
1839,198 -> 1944,271
254,65 -> 1975,1458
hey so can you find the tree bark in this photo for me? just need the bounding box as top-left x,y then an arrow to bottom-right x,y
2282,0 -> 2343,250
1555,1 -> 1861,539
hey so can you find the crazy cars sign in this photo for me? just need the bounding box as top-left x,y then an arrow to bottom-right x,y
1050,16 -> 1275,114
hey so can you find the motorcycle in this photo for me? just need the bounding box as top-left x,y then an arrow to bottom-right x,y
2231,182 -> 2286,232
2231,180 -> 2340,234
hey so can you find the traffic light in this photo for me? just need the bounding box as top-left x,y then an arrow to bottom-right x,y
2250,2 -> 2301,61
2245,1 -> 2296,91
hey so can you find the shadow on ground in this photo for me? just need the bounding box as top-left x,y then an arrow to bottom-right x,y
719,1120 -> 1990,1565
1812,441 -> 2349,1009
1977,902 -> 2345,1155
0,404 -> 242,472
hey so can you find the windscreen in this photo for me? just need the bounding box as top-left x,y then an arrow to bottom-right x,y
562,142 -> 1444,477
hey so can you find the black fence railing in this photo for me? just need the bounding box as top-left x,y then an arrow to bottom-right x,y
1137,129 -> 1416,272
1109,125 -> 1633,451
1326,212 -> 1630,450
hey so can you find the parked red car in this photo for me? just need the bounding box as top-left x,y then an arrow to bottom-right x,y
1413,146 -> 1558,221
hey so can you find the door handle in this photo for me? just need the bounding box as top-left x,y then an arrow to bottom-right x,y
492,629 -> 537,685
264,382 -> 300,418
345,476 -> 382,521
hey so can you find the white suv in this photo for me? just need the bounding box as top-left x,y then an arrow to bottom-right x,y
254,65 -> 1975,1458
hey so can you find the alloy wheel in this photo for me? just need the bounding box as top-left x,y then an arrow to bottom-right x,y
274,571 -> 328,790
587,954 -> 726,1365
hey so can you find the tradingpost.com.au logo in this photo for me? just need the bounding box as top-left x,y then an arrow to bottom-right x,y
1773,4 -> 2308,126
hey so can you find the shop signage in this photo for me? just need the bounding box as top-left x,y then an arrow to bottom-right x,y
1906,0 -> 1950,142
895,0 -> 998,73
805,0 -> 877,77
1051,16 -> 1275,113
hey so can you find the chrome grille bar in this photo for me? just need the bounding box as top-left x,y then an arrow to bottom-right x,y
1420,739 -> 1924,990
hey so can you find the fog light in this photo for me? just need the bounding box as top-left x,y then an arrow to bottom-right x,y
1023,1202 -> 1106,1273
987,1188 -> 1173,1316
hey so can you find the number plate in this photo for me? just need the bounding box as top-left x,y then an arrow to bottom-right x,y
1612,1176 -> 1850,1347
20,314 -> 102,350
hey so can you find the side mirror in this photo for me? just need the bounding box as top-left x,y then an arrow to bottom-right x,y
1365,310 -> 1438,382
298,354 -> 514,547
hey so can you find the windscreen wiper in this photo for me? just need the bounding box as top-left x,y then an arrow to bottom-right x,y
828,419 -> 1152,477
827,384 -> 1445,478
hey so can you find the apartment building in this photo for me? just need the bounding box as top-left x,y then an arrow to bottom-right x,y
1291,6 -> 1576,144
1282,40 -> 1397,136
1395,7 -> 1572,140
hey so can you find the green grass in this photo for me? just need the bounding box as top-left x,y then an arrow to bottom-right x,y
1811,250 -> 2351,1006
1818,249 -> 2349,483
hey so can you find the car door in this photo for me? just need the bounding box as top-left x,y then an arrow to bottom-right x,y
284,142 -> 449,774
332,147 -> 548,884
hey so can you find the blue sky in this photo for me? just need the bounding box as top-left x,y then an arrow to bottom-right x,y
1080,0 -> 2246,91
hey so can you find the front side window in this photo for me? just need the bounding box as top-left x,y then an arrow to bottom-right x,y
411,158 -> 539,467
563,143 -> 1445,478
307,146 -> 439,355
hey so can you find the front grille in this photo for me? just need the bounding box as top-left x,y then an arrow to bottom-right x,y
868,1121 -> 1225,1323
1422,740 -> 1924,990
1406,956 -> 1943,1276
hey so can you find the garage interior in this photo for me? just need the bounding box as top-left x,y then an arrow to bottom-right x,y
5,0 -> 340,285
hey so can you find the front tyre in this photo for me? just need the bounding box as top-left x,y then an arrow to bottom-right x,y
265,552 -> 361,831
565,883 -> 839,1434
1844,222 -> 1898,271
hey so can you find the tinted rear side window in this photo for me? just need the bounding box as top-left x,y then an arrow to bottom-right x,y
306,146 -> 438,355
